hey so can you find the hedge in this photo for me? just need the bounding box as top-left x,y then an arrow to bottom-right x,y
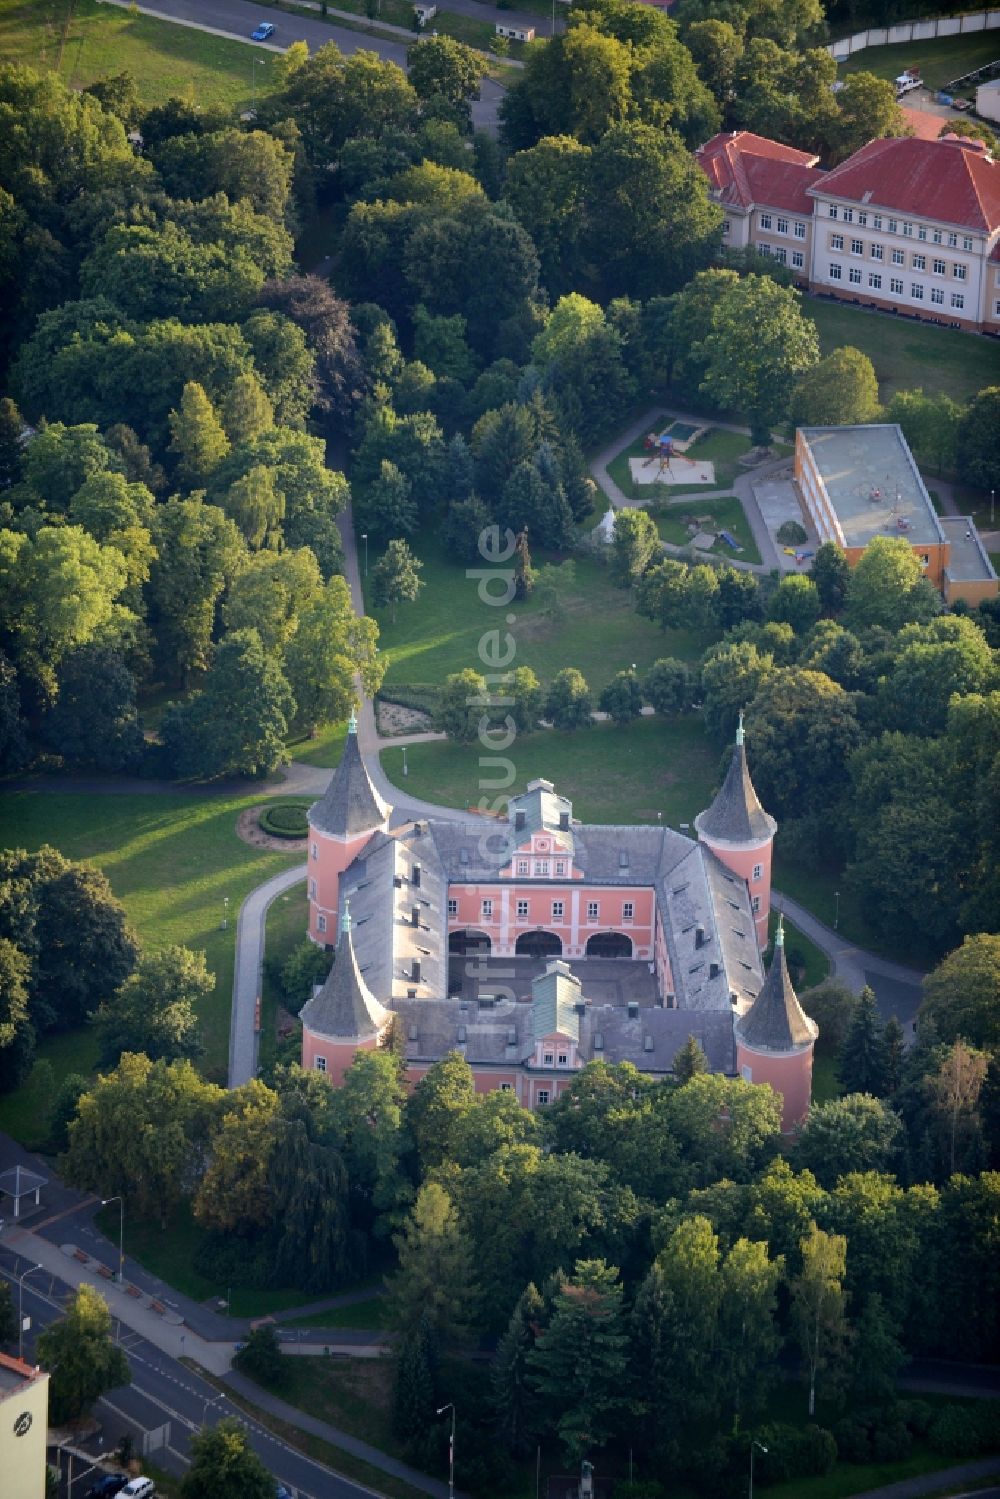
258,802 -> 309,839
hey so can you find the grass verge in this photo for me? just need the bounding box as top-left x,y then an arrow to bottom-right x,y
767,907 -> 830,990
197,1366 -> 431,1499
0,0 -> 277,111
284,1296 -> 390,1330
380,713 -> 719,825
807,297 -> 1000,405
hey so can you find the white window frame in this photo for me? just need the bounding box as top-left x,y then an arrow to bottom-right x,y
851,238 -> 864,256
951,292 -> 965,309
794,220 -> 806,239
869,272 -> 882,289
871,243 -> 883,260
930,287 -> 944,304
315,1056 -> 327,1072
516,899 -> 529,918
551,901 -> 564,921
751,896 -> 761,914
892,249 -> 904,265
555,860 -> 566,876
500,1082 -> 513,1092
954,264 -> 967,281
890,277 -> 903,294
792,250 -> 804,269
830,263 -> 842,281
536,1089 -> 550,1105
557,1052 -> 568,1066
829,204 -> 838,219
831,233 -> 844,250
963,235 -> 973,252
309,878 -> 317,898
849,267 -> 862,284
622,901 -> 634,923
534,861 -> 549,876
311,843 -> 319,860
776,216 -> 789,234
543,1052 -> 554,1066
447,898 -> 458,916
482,898 -> 493,918
516,859 -> 529,875
760,212 -> 772,229
911,283 -> 924,300
917,224 -> 927,241
932,258 -> 945,276
752,864 -> 763,881
587,901 -> 599,921
913,254 -> 926,270
317,914 -> 327,933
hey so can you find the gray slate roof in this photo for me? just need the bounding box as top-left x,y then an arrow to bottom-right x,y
583,1005 -> 736,1076
300,917 -> 388,1040
308,729 -> 387,838
694,743 -> 776,846
735,927 -> 817,1053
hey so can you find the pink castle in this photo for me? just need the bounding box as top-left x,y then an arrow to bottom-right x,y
301,716 -> 817,1130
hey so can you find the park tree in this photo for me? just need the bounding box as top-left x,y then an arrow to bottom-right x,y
28,850 -> 139,1034
794,1094 -> 902,1188
492,1282 -> 543,1456
221,464 -> 285,550
791,1223 -> 850,1416
259,275 -> 363,424
767,574 -> 821,633
149,496 -> 245,686
355,459 -> 418,549
92,945 -> 210,1065
499,459 -> 575,551
285,576 -> 383,736
718,1235 -> 783,1428
195,1078 -> 282,1234
0,397 -> 24,490
333,1048 -> 413,1241
41,645 -> 143,774
800,979 -> 856,1057
509,666 -> 543,734
0,652 -> 29,776
37,1285 -> 130,1425
168,381 -> 231,489
700,639 -> 775,740
885,388 -> 962,476
0,938 -> 31,1091
789,347 -> 881,429
233,1325 -> 284,1388
844,535 -> 940,633
79,222 -> 264,325
392,1310 -> 439,1456
956,386 -> 1000,490
673,1033 -> 709,1084
810,541 -> 850,615
919,934 -> 1000,1051
642,657 -> 692,717
181,1417 -> 274,1499
19,422 -> 116,515
528,1259 -> 628,1463
371,538 -> 423,623
828,70 -> 905,161
504,136 -> 591,296
434,669 -> 488,744
882,614 -> 994,736
67,470 -> 156,608
694,275 -> 819,444
611,507 -> 659,587
513,527 -> 534,599
269,1117 -> 352,1291
48,1073 -> 88,1154
388,1181 -> 479,1342
838,986 -> 888,1096
161,628 -> 295,780
64,1054 -> 222,1225
744,666 -> 861,820
926,1041 -> 989,1178
223,547 -> 323,657
408,1050 -> 477,1170
407,36 -> 487,130
849,1290 -> 907,1406
221,372 -> 274,446
545,667 -> 592,730
599,670 -> 644,725
799,619 -> 865,689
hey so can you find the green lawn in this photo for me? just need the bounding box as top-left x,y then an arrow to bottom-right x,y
807,297 -> 1000,405
285,1295 -> 390,1330
767,908 -> 830,991
811,1051 -> 841,1105
0,1027 -> 102,1151
772,851 -> 917,969
286,717 -> 348,770
0,0 -> 277,111
839,31 -> 1000,93
366,533 -> 714,697
607,424 -> 758,501
0,791 -> 301,1094
381,713 -> 720,825
654,494 -> 762,565
260,876 -> 309,1072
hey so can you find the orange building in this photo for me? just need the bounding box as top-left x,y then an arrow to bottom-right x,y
302,720 -> 818,1129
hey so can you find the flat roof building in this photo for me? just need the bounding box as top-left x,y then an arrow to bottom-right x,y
794,423 -> 997,606
0,1352 -> 50,1499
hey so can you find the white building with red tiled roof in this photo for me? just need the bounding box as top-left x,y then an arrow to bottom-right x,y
697,130 -> 1000,332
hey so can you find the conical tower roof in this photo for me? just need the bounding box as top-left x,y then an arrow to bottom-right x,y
300,904 -> 389,1041
695,714 -> 776,845
308,713 -> 388,838
735,916 -> 818,1053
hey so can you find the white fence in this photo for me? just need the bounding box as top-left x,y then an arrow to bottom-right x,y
829,9 -> 1000,60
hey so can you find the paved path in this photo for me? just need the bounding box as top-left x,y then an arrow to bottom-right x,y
774,890 -> 927,1023
852,1460 -> 1000,1498
98,0 -> 510,130
229,861 -> 307,1087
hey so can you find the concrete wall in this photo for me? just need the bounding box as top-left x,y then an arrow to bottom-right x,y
828,10 -> 1000,60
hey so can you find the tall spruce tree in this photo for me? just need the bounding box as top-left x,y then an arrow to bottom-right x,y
492,1282 -> 543,1457
838,985 -> 888,1096
527,1259 -> 628,1464
392,1309 -> 439,1457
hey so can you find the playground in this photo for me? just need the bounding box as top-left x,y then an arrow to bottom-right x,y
629,422 -> 716,487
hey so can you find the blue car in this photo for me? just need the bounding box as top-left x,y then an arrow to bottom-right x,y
251,22 -> 276,40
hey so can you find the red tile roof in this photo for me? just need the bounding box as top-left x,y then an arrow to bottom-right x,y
899,105 -> 946,142
696,131 -> 822,214
813,135 -> 1000,233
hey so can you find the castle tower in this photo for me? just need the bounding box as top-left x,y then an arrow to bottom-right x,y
734,916 -> 818,1131
307,713 -> 389,946
301,903 -> 389,1082
694,714 -> 777,946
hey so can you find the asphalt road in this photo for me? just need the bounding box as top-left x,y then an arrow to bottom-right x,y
108,0 -> 507,131
1,1249 -> 384,1499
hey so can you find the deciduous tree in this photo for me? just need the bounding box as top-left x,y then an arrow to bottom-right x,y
791,1223 -> 849,1416
92,945 -> 210,1064
181,1417 -> 274,1499
919,934 -> 1000,1051
371,538 -> 424,623
789,347 -> 881,429
285,576 -> 383,735
161,628 -> 295,780
37,1285 -> 130,1425
545,667 -> 592,730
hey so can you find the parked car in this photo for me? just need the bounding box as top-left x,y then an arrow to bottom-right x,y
251,22 -> 276,40
84,1477 -> 129,1499
119,1481 -> 156,1499
275,1485 -> 292,1499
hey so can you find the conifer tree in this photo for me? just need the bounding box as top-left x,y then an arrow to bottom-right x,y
513,527 -> 534,598
168,381 -> 230,487
387,1182 -> 479,1342
492,1282 -> 543,1457
527,1259 -> 628,1463
838,986 -> 888,1096
883,1015 -> 905,1097
392,1309 -> 439,1454
221,372 -> 274,444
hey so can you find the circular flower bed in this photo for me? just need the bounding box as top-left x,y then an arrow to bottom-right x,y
258,802 -> 309,839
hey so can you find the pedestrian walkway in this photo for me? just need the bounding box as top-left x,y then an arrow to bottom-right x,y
774,890 -> 927,1018
229,862 -> 307,1088
851,1456 -> 1000,1498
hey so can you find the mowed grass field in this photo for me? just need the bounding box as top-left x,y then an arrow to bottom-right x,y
381,713 -> 721,825
0,0 -> 277,111
807,296 -> 1000,404
838,30 -> 1000,92
366,535 -> 716,696
0,791 -> 303,1144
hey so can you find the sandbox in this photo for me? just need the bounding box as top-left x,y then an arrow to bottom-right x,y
629,456 -> 716,486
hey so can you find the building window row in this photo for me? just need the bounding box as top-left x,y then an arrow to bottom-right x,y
827,204 -> 973,253
759,213 -> 807,237
460,896 -> 643,923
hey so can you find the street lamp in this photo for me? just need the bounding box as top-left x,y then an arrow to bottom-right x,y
252,57 -> 265,111
749,1439 -> 768,1498
18,1262 -> 44,1361
222,896 -> 230,932
101,1196 -> 124,1283
834,890 -> 840,931
992,489 -> 995,526
402,744 -> 408,777
361,532 -> 369,577
436,1403 -> 455,1499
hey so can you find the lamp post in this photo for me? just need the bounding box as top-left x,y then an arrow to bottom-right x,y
749,1439 -> 768,1499
361,532 -> 369,577
436,1403 -> 455,1499
222,896 -> 230,931
101,1195 -> 124,1283
834,890 -> 840,930
18,1263 -> 44,1361
402,744 -> 408,777
252,57 -> 265,112
992,489 -> 995,526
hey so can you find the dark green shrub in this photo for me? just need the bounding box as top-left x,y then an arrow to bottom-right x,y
192,1231 -> 273,1290
755,1423 -> 838,1484
799,1424 -> 838,1476
259,802 -> 309,838
777,520 -> 808,545
279,940 -> 332,1014
833,1415 -> 871,1463
377,684 -> 441,716
928,1404 -> 990,1458
871,1420 -> 912,1462
898,1398 -> 934,1437
234,1324 -> 286,1388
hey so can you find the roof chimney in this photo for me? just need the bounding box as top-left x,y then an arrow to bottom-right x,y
411,863 -> 421,888
411,905 -> 420,928
412,959 -> 421,983
627,1000 -> 639,1019
695,926 -> 706,948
